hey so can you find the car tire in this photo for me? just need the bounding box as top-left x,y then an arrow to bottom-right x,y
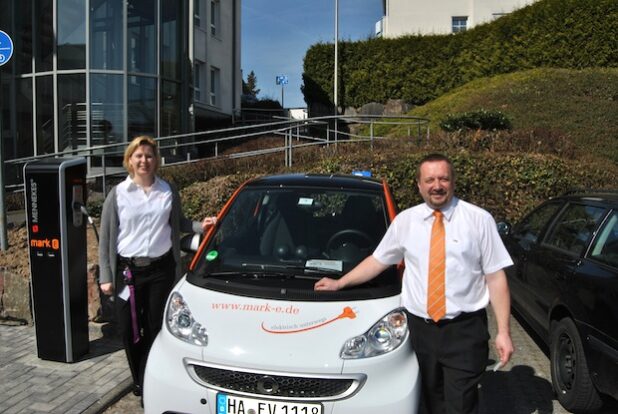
550,317 -> 603,413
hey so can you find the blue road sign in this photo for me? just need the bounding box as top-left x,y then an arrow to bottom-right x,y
275,75 -> 288,85
0,30 -> 14,66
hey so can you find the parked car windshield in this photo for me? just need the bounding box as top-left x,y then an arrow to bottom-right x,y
188,186 -> 400,300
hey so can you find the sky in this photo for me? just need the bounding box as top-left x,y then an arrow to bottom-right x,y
241,0 -> 384,109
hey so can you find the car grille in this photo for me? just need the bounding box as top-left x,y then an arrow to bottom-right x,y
188,363 -> 363,400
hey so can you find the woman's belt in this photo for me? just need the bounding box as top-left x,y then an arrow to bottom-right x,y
118,249 -> 172,268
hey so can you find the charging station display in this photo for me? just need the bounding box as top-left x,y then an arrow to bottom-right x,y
24,158 -> 89,362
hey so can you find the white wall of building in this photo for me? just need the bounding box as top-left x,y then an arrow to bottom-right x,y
193,0 -> 241,121
380,0 -> 537,38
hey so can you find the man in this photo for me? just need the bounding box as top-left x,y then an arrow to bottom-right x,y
315,153 -> 513,414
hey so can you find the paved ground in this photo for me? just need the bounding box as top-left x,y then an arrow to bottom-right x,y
0,321 -> 131,414
2,309 -> 615,414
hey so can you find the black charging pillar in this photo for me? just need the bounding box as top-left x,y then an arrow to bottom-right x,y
24,158 -> 89,362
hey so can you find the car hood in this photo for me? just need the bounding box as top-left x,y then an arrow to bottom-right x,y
175,279 -> 402,374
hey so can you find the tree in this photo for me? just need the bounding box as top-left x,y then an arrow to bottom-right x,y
243,70 -> 260,97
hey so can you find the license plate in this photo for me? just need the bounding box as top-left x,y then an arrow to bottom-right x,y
216,393 -> 323,414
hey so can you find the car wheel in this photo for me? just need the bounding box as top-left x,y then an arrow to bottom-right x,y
550,317 -> 603,413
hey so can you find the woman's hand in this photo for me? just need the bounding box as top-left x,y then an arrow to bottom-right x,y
100,282 -> 113,296
201,216 -> 217,231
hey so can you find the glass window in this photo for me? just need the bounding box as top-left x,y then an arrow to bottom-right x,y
16,78 -> 35,159
194,63 -> 201,102
210,0 -> 220,37
210,66 -> 219,106
91,74 -> 124,146
545,204 -> 606,256
57,74 -> 86,152
452,16 -> 468,33
36,76 -> 54,154
589,212 -> 618,268
58,0 -> 86,70
512,202 -> 562,244
127,0 -> 156,74
194,0 -> 201,27
91,0 -> 123,70
128,75 -> 156,138
5,0 -> 33,74
161,80 -> 180,137
36,0 -> 54,72
161,0 -> 183,79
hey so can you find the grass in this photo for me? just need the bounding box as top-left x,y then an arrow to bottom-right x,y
380,68 -> 618,163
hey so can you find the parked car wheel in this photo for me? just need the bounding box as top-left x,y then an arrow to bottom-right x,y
550,318 -> 603,413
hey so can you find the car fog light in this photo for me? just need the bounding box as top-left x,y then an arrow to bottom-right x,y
341,309 -> 408,359
166,292 -> 208,346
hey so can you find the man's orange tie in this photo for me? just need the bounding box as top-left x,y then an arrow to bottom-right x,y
427,210 -> 446,322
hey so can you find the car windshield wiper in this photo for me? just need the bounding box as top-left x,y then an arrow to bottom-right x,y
240,263 -> 341,277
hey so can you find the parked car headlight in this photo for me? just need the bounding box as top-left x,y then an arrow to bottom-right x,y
341,309 -> 408,359
166,292 -> 208,346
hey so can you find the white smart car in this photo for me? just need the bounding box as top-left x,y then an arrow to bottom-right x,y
144,174 -> 420,414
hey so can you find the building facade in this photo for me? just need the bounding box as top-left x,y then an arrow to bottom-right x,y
0,0 -> 240,183
377,0 -> 537,38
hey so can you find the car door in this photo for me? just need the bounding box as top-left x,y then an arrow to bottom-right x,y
578,209 -> 618,342
505,201 -> 564,325
525,202 -> 607,333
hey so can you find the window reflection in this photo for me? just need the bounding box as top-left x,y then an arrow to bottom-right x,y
91,74 -> 124,146
128,75 -> 157,138
162,0 -> 182,79
58,74 -> 86,152
36,0 -> 54,72
91,0 -> 123,70
36,76 -> 54,154
127,0 -> 156,74
58,0 -> 86,69
161,80 -> 180,136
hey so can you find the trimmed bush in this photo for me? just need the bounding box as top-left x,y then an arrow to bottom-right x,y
440,110 -> 512,132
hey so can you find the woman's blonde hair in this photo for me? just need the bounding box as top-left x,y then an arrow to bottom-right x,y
123,135 -> 161,176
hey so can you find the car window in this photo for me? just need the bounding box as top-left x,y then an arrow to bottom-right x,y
203,188 -> 389,274
589,211 -> 618,268
512,202 -> 562,243
544,203 -> 606,256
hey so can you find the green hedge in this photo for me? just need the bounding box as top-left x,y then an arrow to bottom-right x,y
170,143 -> 618,224
302,0 -> 618,108
312,147 -> 617,223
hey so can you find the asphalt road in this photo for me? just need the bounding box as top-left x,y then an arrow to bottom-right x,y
104,309 -> 617,414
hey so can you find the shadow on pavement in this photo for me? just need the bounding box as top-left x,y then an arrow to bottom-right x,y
480,365 -> 555,414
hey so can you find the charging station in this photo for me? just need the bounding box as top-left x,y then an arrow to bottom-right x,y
24,158 -> 89,362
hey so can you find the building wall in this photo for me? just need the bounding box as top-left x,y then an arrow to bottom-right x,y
192,0 -> 241,124
380,0 -> 537,37
0,0 -> 241,184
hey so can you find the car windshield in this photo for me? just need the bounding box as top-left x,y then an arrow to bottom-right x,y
188,186 -> 400,300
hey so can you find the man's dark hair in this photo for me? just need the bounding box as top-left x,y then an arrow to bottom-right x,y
416,153 -> 455,181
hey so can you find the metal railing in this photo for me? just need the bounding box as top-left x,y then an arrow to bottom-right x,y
4,114 -> 429,196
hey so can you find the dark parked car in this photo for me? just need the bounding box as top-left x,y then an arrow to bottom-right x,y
499,191 -> 618,413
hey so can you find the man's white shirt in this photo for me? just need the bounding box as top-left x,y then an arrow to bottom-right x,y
373,197 -> 513,319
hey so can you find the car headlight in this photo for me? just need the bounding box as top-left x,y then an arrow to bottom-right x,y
166,292 -> 208,346
341,309 -> 408,359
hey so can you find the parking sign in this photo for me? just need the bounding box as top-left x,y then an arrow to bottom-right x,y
275,75 -> 288,85
0,30 -> 14,66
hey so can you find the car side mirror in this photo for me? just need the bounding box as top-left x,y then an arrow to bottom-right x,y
181,233 -> 202,253
497,222 -> 511,236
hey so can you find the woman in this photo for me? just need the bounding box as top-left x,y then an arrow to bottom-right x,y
98,136 -> 213,396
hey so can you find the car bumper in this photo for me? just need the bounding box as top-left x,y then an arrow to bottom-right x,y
144,328 -> 420,414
